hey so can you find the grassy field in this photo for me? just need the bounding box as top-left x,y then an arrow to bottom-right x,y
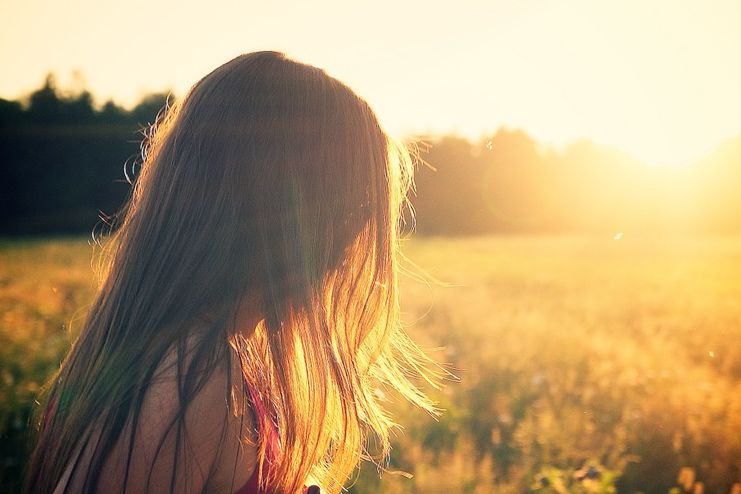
1,235 -> 740,493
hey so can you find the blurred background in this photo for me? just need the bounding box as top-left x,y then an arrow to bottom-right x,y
1,0 -> 740,492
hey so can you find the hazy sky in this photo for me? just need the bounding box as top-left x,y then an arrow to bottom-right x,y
2,0 -> 740,166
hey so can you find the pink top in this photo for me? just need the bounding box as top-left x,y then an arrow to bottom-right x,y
233,379 -> 321,494
232,466 -> 262,494
233,379 -> 280,494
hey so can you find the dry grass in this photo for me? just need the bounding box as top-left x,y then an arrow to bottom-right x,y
1,235 -> 739,493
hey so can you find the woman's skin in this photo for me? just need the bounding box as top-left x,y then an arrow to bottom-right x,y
55,295 -> 266,494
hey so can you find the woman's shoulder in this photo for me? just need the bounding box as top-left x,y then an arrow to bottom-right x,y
160,336 -> 260,491
207,342 -> 261,492
94,337 -> 259,493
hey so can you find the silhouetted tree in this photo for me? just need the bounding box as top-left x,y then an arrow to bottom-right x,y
1,72 -> 741,236
99,100 -> 128,123
131,92 -> 172,126
411,135 -> 489,234
0,98 -> 23,126
479,129 -> 551,232
27,74 -> 62,123
64,90 -> 96,122
0,73 -> 170,234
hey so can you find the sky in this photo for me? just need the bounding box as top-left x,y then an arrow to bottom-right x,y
1,0 -> 740,166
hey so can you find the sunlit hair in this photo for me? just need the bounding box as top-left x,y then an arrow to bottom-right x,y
26,51 -> 441,493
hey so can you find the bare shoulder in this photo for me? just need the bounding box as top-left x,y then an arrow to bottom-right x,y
89,338 -> 259,493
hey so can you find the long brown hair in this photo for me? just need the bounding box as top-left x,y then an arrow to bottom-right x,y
26,51 -> 440,493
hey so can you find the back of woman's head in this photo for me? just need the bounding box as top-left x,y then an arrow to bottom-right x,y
27,51 -> 439,494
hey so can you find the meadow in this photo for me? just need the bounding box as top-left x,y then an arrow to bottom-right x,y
1,235 -> 740,493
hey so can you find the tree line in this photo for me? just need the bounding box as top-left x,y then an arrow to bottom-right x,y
1,74 -> 739,235
0,74 -> 170,234
411,131 -> 741,235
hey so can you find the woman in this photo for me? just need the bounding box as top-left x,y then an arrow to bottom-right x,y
25,51 -> 441,493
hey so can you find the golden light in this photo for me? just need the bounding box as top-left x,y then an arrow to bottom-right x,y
1,0 -> 739,166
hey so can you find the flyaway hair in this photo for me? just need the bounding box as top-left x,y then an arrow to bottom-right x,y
26,51 -> 443,494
